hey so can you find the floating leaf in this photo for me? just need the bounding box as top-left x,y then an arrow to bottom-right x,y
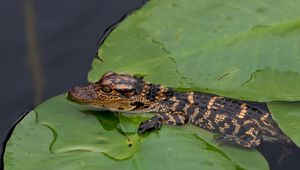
3,111 -> 137,170
89,0 -> 300,102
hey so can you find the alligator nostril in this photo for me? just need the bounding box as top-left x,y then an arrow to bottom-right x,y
70,88 -> 75,93
67,90 -> 74,97
73,87 -> 81,91
67,87 -> 80,99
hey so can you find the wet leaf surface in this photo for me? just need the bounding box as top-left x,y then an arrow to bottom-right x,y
34,95 -> 140,159
89,0 -> 300,102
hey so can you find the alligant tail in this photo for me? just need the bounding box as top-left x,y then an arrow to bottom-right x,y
276,134 -> 294,165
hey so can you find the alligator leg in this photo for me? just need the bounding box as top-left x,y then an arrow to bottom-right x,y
138,112 -> 188,135
214,134 -> 247,147
214,133 -> 261,148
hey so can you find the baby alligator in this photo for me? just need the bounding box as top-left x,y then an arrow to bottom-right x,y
68,71 -> 291,148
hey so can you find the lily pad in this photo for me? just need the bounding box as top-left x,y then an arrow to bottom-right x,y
3,110 -> 135,170
4,95 -> 269,170
268,102 -> 300,147
89,0 -> 300,102
33,95 -> 139,159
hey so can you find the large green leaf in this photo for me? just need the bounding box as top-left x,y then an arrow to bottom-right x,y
4,95 -> 268,170
3,110 -> 134,170
89,0 -> 300,102
268,102 -> 300,147
34,95 -> 140,160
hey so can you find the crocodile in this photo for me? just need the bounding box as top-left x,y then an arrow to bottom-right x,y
68,71 -> 291,148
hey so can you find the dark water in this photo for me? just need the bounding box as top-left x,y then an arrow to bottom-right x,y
0,0 -> 299,169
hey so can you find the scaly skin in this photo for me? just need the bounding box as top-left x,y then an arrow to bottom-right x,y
68,71 -> 291,148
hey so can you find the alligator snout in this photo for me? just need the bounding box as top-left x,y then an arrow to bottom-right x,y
67,85 -> 98,102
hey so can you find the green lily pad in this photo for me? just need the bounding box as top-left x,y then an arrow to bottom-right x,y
89,0 -> 300,102
4,95 -> 268,169
34,94 -> 139,160
3,110 -> 135,170
118,113 -> 152,133
268,102 -> 300,147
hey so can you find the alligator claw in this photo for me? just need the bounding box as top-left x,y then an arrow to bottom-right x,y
138,119 -> 163,135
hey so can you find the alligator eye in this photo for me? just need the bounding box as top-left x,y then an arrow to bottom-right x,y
102,86 -> 112,93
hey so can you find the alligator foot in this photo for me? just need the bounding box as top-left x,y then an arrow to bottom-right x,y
138,115 -> 163,135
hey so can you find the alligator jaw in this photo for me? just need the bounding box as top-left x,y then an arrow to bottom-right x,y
67,84 -> 98,103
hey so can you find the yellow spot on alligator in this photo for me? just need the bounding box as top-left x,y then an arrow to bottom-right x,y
188,92 -> 194,104
224,123 -> 230,129
243,120 -> 253,125
116,84 -> 133,90
260,112 -> 269,121
172,100 -> 180,110
183,104 -> 190,114
238,103 -> 247,119
190,107 -> 200,123
214,114 -> 227,123
206,121 -> 215,130
203,96 -> 220,119
207,96 -> 218,109
219,127 -> 225,133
